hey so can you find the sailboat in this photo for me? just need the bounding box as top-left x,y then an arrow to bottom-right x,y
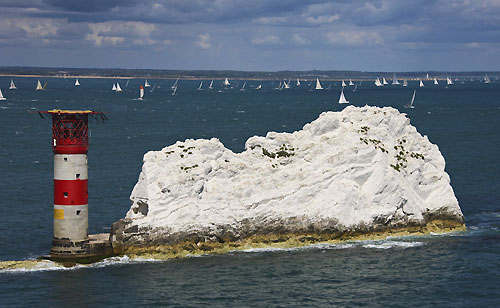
382,77 -> 388,85
315,78 -> 323,90
112,83 -> 117,91
36,80 -> 43,90
0,89 -> 6,101
349,79 -> 354,86
446,77 -> 453,85
375,78 -> 383,87
484,74 -> 491,84
341,80 -> 346,87
405,90 -> 416,109
283,80 -> 290,89
338,88 -> 349,104
150,84 -> 156,92
403,79 -> 408,87
240,82 -> 246,91
138,86 -> 144,100
433,78 -> 439,85
75,79 -> 80,86
115,82 -> 123,92
125,80 -> 130,87
9,79 -> 17,90
172,86 -> 177,95
223,78 -> 230,87
419,79 -> 424,87
208,80 -> 213,90
145,79 -> 151,87
171,77 -> 179,89
197,81 -> 203,91
392,73 -> 400,85
296,78 -> 301,86
426,73 -> 430,80
256,84 -> 262,90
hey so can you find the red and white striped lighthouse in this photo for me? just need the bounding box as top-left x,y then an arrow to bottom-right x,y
43,109 -> 98,257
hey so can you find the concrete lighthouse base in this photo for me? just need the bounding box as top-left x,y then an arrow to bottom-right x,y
48,233 -> 114,263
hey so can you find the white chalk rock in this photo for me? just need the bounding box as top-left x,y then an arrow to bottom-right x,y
119,106 -> 463,244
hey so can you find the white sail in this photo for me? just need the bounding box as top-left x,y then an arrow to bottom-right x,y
484,74 -> 491,84
172,86 -> 177,95
172,77 -> 179,89
223,78 -> 230,86
405,90 -> 416,109
392,73 -> 400,85
434,78 -> 439,85
419,79 -> 424,87
112,83 -> 117,91
240,82 -> 246,91
208,80 -> 213,89
296,78 -> 300,86
338,88 -> 349,104
315,78 -> 323,90
382,77 -> 388,85
446,77 -> 453,85
0,89 -> 6,100
375,78 -> 383,87
138,86 -> 144,100
75,79 -> 80,86
256,84 -> 262,90
284,80 -> 290,89
403,79 -> 408,87
145,79 -> 150,87
349,79 -> 354,86
116,82 -> 123,92
197,81 -> 203,90
9,79 -> 17,90
125,80 -> 130,87
36,80 -> 43,90
426,73 -> 430,80
341,80 -> 346,87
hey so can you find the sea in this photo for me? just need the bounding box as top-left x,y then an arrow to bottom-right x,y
0,76 -> 499,307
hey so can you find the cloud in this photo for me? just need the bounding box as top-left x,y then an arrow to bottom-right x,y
291,33 -> 309,45
195,33 -> 210,49
2,0 -> 500,70
326,30 -> 384,46
466,42 -> 480,48
252,35 -> 282,45
85,21 -> 156,47
253,16 -> 289,25
305,14 -> 339,25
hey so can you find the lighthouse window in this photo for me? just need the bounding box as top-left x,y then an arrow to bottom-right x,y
64,157 -> 68,162
76,210 -> 81,215
63,192 -> 68,198
76,173 -> 80,179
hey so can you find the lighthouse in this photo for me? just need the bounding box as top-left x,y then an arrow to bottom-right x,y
40,109 -> 105,259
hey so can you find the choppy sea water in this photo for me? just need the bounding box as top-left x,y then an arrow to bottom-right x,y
0,76 -> 499,307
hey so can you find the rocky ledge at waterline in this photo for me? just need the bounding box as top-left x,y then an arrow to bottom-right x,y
111,106 -> 465,257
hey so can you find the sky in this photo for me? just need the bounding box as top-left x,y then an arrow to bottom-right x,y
0,0 -> 499,72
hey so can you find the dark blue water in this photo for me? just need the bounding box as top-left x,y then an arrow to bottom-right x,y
0,77 -> 499,307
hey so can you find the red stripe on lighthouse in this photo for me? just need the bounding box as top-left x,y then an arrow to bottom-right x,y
54,179 -> 88,205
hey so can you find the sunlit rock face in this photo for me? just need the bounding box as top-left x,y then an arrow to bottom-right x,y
111,106 -> 464,250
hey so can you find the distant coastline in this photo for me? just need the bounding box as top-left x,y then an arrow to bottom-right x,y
0,66 -> 498,81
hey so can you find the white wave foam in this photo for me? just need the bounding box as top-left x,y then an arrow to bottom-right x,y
362,241 -> 424,249
235,242 -> 356,254
0,255 -> 164,274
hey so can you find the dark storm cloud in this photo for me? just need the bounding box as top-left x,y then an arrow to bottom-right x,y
42,0 -> 127,13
